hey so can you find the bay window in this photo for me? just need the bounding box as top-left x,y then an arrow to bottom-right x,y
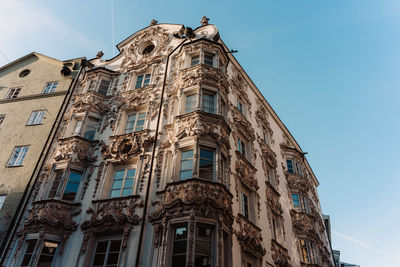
179,150 -> 194,180
191,55 -> 200,66
185,94 -> 197,113
48,169 -> 84,202
72,115 -> 100,140
21,239 -> 59,267
203,52 -> 214,67
299,239 -> 319,264
179,147 -> 216,181
202,91 -> 215,114
291,193 -> 311,214
199,149 -> 215,180
286,158 -> 303,176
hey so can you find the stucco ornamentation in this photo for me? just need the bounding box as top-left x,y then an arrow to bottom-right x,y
235,215 -> 266,258
54,136 -> 99,163
271,239 -> 291,267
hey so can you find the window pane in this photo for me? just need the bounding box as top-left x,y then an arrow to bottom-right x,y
185,94 -> 197,113
126,169 -> 136,178
135,75 -> 143,89
122,188 -> 132,196
199,149 -> 214,180
114,170 -> 125,180
287,159 -> 294,173
191,55 -> 200,66
292,194 -> 300,207
204,53 -> 214,66
37,241 -> 58,266
202,93 -> 215,114
110,190 -> 120,198
124,178 -> 134,187
111,179 -> 123,189
179,170 -> 193,180
182,150 -> 193,159
143,74 -> 151,87
98,80 -> 110,95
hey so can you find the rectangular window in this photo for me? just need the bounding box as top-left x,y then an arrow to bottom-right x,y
73,120 -> 83,136
7,146 -> 29,166
48,171 -> 64,199
199,148 -> 214,180
110,168 -> 136,198
61,171 -> 83,202
237,100 -> 243,114
241,192 -> 249,220
83,117 -> 99,140
204,52 -> 214,67
238,138 -> 246,157
21,240 -> 37,267
5,87 -> 21,99
98,80 -> 110,96
185,94 -> 197,113
172,225 -> 188,266
299,239 -> 311,263
0,114 -> 5,126
302,196 -> 311,214
292,193 -> 300,208
267,167 -> 276,188
180,150 -> 194,180
27,110 -> 45,125
43,82 -> 58,94
195,224 -> 213,267
220,155 -> 229,187
263,132 -> 270,146
92,239 -> 122,267
202,92 -> 215,114
125,112 -> 146,133
296,162 -> 303,176
37,241 -> 59,265
191,55 -> 200,66
286,159 -> 294,173
135,74 -> 151,89
0,195 -> 6,209
272,214 -> 283,243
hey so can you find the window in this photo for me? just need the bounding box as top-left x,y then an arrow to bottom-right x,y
43,82 -> 58,94
266,167 -> 276,188
204,52 -> 214,67
185,94 -> 197,113
180,150 -> 194,180
286,158 -> 303,176
19,69 -> 30,78
142,44 -> 155,55
271,213 -> 284,244
83,117 -> 99,140
220,154 -> 229,186
199,148 -> 215,180
237,100 -> 244,114
48,170 -> 83,201
191,55 -> 200,66
21,240 -> 59,267
171,223 -> 214,267
299,239 -> 318,264
0,195 -> 6,209
5,87 -> 21,99
291,193 -> 311,213
172,225 -> 188,266
195,224 -> 213,267
98,80 -> 110,96
263,132 -> 271,146
238,138 -> 246,157
62,171 -> 83,201
27,110 -> 45,125
241,192 -> 250,220
110,168 -> 136,198
73,120 -> 84,136
125,112 -> 146,133
135,74 -> 151,89
0,114 -> 5,126
92,239 -> 122,267
202,92 -> 215,114
7,146 -> 29,167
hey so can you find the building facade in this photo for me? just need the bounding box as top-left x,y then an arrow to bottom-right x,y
0,53 -> 84,249
1,19 -> 334,267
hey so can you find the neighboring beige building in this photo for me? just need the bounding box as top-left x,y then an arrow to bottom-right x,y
1,19 -> 334,267
0,53 -> 85,249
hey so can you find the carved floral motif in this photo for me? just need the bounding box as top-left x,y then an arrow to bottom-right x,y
54,136 -> 99,163
271,239 -> 291,267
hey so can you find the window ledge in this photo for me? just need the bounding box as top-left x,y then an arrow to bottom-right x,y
92,194 -> 140,204
26,123 -> 44,126
5,165 -> 23,168
34,198 -> 82,206
266,181 -> 280,196
0,90 -> 68,104
58,135 -> 100,143
271,238 -> 288,252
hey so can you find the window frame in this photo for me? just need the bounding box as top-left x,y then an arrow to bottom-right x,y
0,114 -> 6,126
5,87 -> 21,99
97,79 -> 111,96
7,145 -> 29,167
91,237 -> 123,267
48,168 -> 85,202
135,74 -> 151,89
109,167 -> 137,198
42,81 -> 58,94
124,111 -> 147,133
20,238 -> 60,267
286,157 -> 304,177
27,110 -> 45,125
0,195 -> 6,210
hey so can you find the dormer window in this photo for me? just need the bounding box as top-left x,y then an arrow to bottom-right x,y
135,74 -> 151,89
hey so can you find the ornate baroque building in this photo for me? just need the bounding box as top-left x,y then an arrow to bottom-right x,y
1,18 -> 334,267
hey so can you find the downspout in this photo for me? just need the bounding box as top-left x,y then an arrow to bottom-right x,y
134,37 -> 189,267
0,60 -> 87,264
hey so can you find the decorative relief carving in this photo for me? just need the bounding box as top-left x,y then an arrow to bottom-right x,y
229,68 -> 251,113
149,179 -> 233,226
235,215 -> 266,258
266,185 -> 283,215
271,239 -> 291,267
255,99 -> 273,136
82,196 -> 143,230
54,136 -> 99,163
101,130 -> 154,163
92,162 -> 104,198
71,91 -> 109,114
25,199 -> 81,232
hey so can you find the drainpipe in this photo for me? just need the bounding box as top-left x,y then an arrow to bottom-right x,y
0,60 -> 87,264
134,36 -> 189,267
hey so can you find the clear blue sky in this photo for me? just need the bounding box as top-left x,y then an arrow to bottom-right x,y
1,0 -> 399,266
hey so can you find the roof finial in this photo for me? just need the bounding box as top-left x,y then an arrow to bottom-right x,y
150,19 -> 158,26
96,51 -> 104,58
201,16 -> 209,26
